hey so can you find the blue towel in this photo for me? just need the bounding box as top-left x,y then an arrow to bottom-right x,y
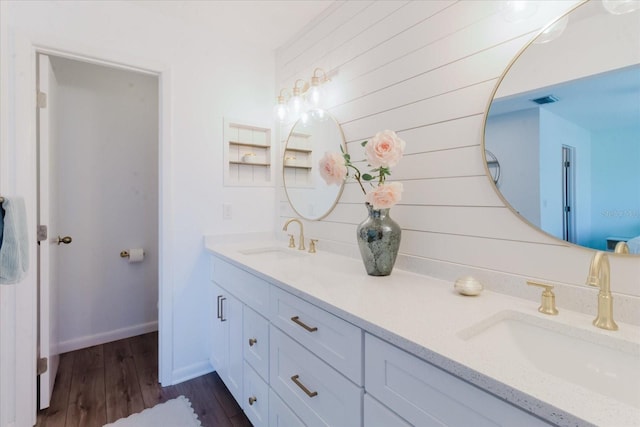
0,197 -> 29,284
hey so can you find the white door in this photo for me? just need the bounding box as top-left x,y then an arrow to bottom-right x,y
37,53 -> 63,409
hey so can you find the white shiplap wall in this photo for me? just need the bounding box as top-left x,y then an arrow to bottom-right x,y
275,1 -> 640,319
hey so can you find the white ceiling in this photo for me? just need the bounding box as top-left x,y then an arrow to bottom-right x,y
131,0 -> 334,50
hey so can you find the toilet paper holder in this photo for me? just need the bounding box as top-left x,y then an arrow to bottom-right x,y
120,250 -> 144,258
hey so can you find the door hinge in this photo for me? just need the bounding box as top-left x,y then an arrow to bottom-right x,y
37,357 -> 48,375
37,91 -> 47,109
37,225 -> 48,242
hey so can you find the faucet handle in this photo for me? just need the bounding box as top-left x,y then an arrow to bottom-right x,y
288,234 -> 296,248
614,241 -> 630,254
308,239 -> 318,253
527,281 -> 559,315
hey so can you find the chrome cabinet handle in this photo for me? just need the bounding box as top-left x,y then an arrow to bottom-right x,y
248,338 -> 257,347
216,295 -> 223,320
291,374 -> 318,398
290,316 -> 318,332
248,396 -> 257,406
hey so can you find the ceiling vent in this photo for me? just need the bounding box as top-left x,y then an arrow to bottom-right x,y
530,95 -> 559,105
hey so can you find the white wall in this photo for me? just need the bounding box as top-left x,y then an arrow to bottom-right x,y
539,108 -> 592,246
51,57 -> 159,352
485,108 -> 540,225
275,1 -> 639,320
1,1 -> 277,425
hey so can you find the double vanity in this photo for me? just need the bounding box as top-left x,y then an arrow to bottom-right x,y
205,235 -> 640,427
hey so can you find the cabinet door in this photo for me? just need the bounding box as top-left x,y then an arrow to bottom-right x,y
225,293 -> 244,404
364,394 -> 411,427
243,306 -> 269,381
269,389 -> 305,427
210,282 -> 228,379
243,361 -> 269,427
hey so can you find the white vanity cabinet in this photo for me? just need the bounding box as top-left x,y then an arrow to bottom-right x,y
209,253 -> 557,427
209,281 -> 243,404
365,333 -> 552,427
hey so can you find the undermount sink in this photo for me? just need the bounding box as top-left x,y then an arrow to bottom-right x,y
458,310 -> 640,408
238,246 -> 308,259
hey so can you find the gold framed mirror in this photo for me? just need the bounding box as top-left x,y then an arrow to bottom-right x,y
484,0 -> 640,254
283,110 -> 346,220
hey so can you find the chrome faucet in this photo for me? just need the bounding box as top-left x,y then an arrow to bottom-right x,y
283,218 -> 305,251
586,251 -> 618,331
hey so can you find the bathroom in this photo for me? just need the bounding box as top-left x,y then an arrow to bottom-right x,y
1,1 -> 639,426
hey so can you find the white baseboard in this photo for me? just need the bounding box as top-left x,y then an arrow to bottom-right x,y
170,360 -> 214,386
57,321 -> 158,354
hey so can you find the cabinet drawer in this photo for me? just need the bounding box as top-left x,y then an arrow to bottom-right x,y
365,334 -> 551,427
269,389 -> 305,427
243,306 -> 269,381
270,286 -> 363,385
364,394 -> 411,427
212,255 -> 269,317
243,362 -> 269,427
270,326 -> 363,427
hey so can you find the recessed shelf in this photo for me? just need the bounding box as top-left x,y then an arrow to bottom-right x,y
284,165 -> 312,170
224,119 -> 272,187
230,161 -> 271,167
285,147 -> 313,153
229,141 -> 271,149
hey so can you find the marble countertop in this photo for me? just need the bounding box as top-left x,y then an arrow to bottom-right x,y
204,236 -> 640,427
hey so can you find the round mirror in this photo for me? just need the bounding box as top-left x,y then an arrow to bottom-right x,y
484,0 -> 640,254
283,110 -> 346,220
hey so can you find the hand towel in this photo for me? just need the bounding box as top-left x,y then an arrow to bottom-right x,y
0,197 -> 29,284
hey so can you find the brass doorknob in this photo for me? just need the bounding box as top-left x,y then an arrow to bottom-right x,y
57,236 -> 72,245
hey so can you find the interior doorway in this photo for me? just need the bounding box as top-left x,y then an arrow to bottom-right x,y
37,53 -> 160,409
561,144 -> 576,244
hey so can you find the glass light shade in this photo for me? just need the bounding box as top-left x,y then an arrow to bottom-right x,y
274,102 -> 288,122
602,0 -> 640,14
307,84 -> 324,108
501,0 -> 539,22
287,94 -> 304,122
534,15 -> 569,44
310,108 -> 328,122
299,110 -> 310,126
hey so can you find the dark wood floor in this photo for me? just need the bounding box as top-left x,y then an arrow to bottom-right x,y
36,332 -> 252,427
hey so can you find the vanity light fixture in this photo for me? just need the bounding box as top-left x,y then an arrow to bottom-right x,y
274,68 -> 331,124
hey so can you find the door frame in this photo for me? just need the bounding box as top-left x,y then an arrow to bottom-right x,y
33,44 -> 174,379
2,33 -> 174,425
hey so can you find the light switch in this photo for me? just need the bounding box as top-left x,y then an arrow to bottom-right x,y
223,203 -> 232,220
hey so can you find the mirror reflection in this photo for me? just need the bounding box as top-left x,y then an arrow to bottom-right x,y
484,0 -> 640,253
283,111 -> 346,220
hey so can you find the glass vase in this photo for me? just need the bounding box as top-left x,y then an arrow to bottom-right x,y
356,203 -> 401,276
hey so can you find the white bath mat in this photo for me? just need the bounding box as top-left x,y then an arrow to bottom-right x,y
103,395 -> 202,427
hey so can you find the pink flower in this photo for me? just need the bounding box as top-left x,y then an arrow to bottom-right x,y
364,130 -> 406,168
365,182 -> 403,209
318,151 -> 347,186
